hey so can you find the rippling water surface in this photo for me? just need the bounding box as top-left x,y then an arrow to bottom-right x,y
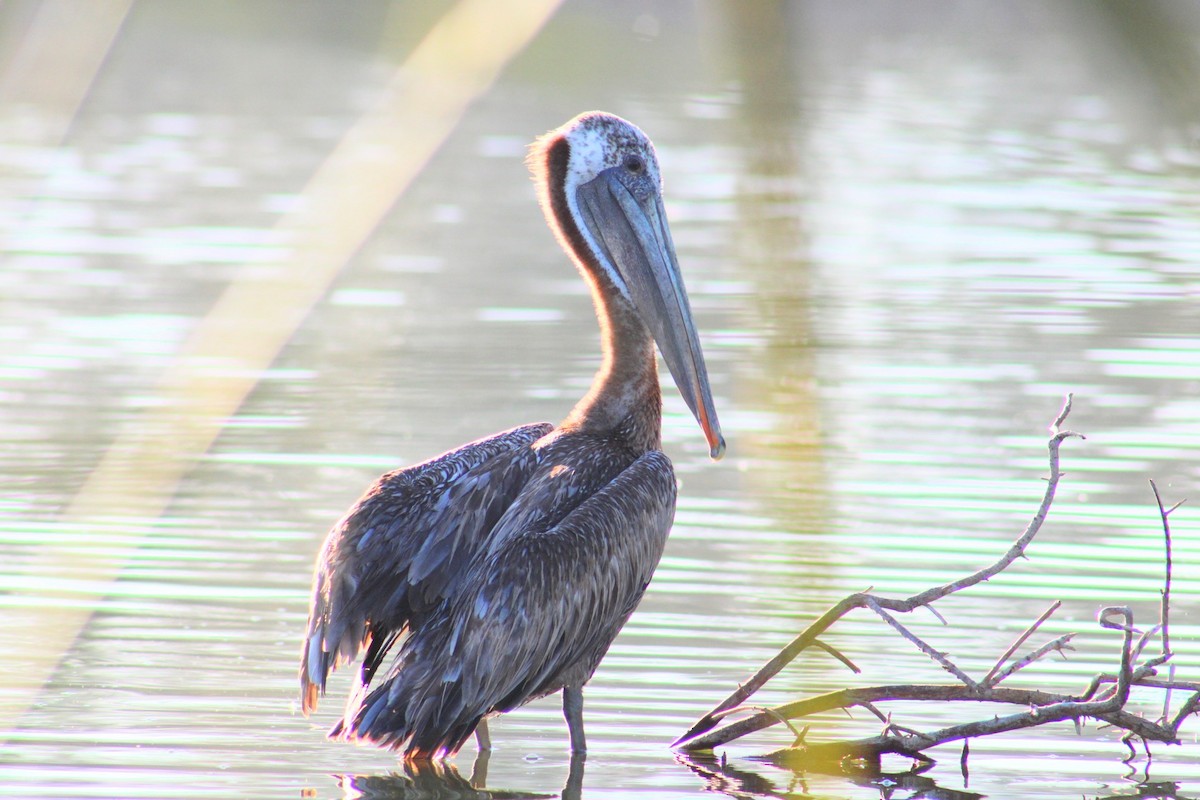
2,2 -> 1199,798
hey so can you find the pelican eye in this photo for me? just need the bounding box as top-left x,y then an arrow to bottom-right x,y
623,155 -> 645,174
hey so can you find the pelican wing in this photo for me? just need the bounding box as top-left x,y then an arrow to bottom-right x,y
341,448 -> 677,754
301,421 -> 553,713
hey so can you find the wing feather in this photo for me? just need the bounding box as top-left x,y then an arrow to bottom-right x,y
300,422 -> 552,713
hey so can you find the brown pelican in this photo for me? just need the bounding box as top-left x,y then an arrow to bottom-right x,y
300,111 -> 724,761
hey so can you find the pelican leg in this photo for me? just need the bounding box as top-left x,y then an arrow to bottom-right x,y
563,685 -> 586,753
562,751 -> 586,800
469,733 -> 491,789
474,718 -> 491,752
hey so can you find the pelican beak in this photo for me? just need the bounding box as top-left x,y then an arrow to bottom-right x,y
576,170 -> 725,460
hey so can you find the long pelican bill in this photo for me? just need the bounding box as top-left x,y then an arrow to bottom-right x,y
577,170 -> 725,460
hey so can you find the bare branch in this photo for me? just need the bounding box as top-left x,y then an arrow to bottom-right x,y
865,597 -> 978,689
810,639 -> 861,675
1169,692 -> 1200,734
1132,623 -> 1163,663
758,609 -> 1144,765
746,705 -> 807,744
984,633 -> 1077,687
1149,479 -> 1179,656
1135,676 -> 1200,693
677,395 -> 1198,768
859,700 -> 888,723
924,604 -> 949,626
1162,663 -> 1176,726
685,603 -> 1172,753
982,600 -> 1062,687
1050,392 -> 1074,432
674,397 -> 1082,747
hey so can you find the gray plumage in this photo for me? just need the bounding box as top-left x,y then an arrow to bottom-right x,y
305,430 -> 674,756
300,112 -> 723,760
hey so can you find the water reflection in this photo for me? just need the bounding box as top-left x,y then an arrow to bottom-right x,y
678,750 -> 987,800
717,0 -> 832,554
340,752 -> 581,800
1096,782 -> 1193,800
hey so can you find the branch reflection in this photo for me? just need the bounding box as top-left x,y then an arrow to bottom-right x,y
676,750 -> 984,800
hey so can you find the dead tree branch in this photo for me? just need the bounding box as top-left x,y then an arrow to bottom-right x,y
982,600 -> 1062,687
1149,478 -> 1181,657
675,395 -> 1082,747
675,395 -> 1198,767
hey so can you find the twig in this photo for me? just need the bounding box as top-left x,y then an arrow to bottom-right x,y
898,395 -> 1082,611
982,600 -> 1062,687
811,639 -> 861,675
866,598 -> 979,689
1163,663 -> 1177,726
1132,624 -> 1164,663
1149,479 -> 1181,656
747,706 -> 807,745
924,604 -> 949,626
1134,677 -> 1200,693
1082,656 -> 1177,704
1169,692 -> 1200,734
859,701 -> 888,723
984,633 -> 1077,687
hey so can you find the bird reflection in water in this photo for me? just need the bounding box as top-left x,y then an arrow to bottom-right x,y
337,751 -> 585,800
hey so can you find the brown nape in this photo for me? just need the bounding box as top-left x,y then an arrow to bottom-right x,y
532,134 -> 663,455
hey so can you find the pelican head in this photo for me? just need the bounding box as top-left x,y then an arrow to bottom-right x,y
531,111 -> 725,459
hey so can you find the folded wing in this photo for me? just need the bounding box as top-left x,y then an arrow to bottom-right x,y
300,422 -> 553,714
337,449 -> 677,756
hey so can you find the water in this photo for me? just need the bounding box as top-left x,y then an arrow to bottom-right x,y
2,1 -> 1199,797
